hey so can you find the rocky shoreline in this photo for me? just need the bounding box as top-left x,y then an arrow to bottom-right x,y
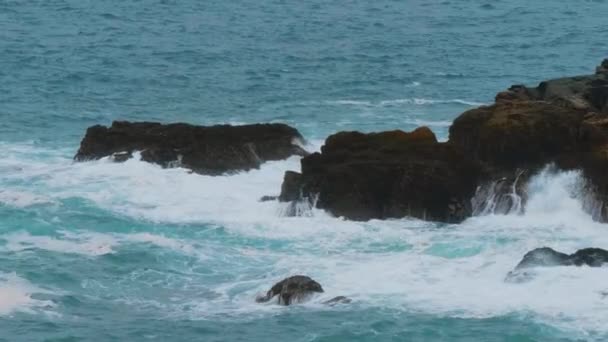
73,59 -> 608,305
74,121 -> 308,175
75,59 -> 608,223
280,58 -> 608,223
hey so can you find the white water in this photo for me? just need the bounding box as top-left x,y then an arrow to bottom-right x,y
2,143 -> 608,337
0,273 -> 54,316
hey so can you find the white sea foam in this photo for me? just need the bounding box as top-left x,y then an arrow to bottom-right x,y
195,167 -> 608,337
0,190 -> 57,208
121,232 -> 201,257
0,273 -> 54,316
3,231 -> 116,256
2,142 -> 608,337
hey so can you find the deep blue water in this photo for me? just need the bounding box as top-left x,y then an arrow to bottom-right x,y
1,1 -> 608,341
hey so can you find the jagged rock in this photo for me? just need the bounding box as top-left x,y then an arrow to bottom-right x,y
449,101 -> 587,171
506,247 -> 608,282
74,121 -> 308,175
514,247 -> 572,269
279,127 -> 481,222
274,59 -> 608,223
494,60 -> 608,113
452,82 -> 608,221
514,247 -> 608,270
256,275 -> 324,305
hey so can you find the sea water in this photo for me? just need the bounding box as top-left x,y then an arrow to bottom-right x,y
1,1 -> 608,341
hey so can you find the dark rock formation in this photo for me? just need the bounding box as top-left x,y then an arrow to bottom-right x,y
280,127 -> 481,222
495,62 -> 608,113
276,59 -> 608,223
514,247 -> 572,269
75,121 -> 308,175
450,60 -> 608,220
506,247 -> 608,282
256,275 -> 324,306
514,247 -> 608,270
449,101 -> 587,171
471,170 -> 528,216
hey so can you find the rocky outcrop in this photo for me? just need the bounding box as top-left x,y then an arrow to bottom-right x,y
256,275 -> 324,305
506,247 -> 608,283
495,61 -> 608,113
449,101 -> 587,171
514,247 -> 608,269
450,60 -> 608,220
74,121 -> 308,175
278,59 -> 608,223
279,127 -> 481,222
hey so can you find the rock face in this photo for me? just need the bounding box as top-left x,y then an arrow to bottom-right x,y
449,101 -> 587,171
449,60 -> 608,220
256,275 -> 324,305
280,127 -> 481,222
75,121 -> 308,175
506,247 -> 608,282
495,63 -> 608,113
514,247 -> 608,269
277,59 -> 608,223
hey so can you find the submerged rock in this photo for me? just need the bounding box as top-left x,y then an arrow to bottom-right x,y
74,121 -> 308,175
506,247 -> 608,282
256,275 -> 324,306
514,247 -> 572,269
450,60 -> 608,221
279,127 -> 481,223
323,296 -> 352,306
512,247 -> 608,270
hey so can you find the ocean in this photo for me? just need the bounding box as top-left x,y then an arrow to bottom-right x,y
1,0 -> 608,341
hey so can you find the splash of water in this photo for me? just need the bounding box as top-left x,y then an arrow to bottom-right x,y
2,143 -> 608,338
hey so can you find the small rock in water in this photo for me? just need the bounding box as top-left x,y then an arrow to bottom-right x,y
259,195 -> 278,202
514,247 -> 572,269
323,296 -> 352,306
256,275 -> 324,306
507,247 -> 608,281
74,121 -> 308,175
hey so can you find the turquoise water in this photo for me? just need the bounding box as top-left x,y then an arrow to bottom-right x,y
2,1 -> 608,341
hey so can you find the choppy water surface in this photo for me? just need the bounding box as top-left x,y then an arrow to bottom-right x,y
2,0 -> 608,341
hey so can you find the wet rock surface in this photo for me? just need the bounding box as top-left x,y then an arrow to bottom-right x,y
279,60 -> 608,223
280,127 -> 481,223
514,247 -> 608,270
75,121 -> 308,175
506,247 -> 608,283
256,275 -> 324,306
